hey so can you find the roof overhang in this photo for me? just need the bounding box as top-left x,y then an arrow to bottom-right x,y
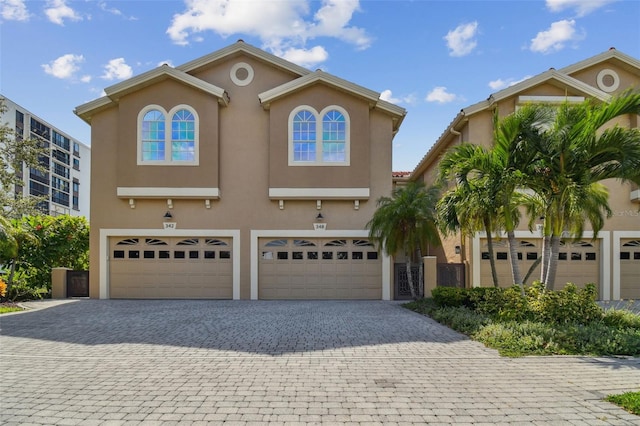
74,65 -> 229,124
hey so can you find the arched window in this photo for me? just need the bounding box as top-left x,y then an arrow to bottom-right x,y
322,109 -> 346,162
288,105 -> 350,166
292,109 -> 316,162
141,109 -> 165,161
138,105 -> 199,165
171,109 -> 195,161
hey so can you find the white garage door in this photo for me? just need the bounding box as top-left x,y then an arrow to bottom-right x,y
620,239 -> 640,299
109,237 -> 233,299
258,238 -> 382,299
480,239 -> 599,290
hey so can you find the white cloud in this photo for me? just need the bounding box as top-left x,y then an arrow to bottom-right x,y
488,75 -> 532,90
546,0 -> 615,17
530,19 -> 582,53
98,1 -> 137,20
80,75 -> 92,83
1,0 -> 30,21
45,0 -> 82,25
42,53 -> 84,79
279,46 -> 328,68
101,58 -> 133,80
380,90 -> 417,105
444,21 -> 478,57
166,0 -> 370,65
157,60 -> 175,68
426,87 -> 458,104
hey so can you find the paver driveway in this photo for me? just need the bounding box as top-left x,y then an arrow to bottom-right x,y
1,299 -> 638,425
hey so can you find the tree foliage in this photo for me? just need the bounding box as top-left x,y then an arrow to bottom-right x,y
2,215 -> 89,294
367,182 -> 441,299
437,90 -> 640,290
0,98 -> 49,218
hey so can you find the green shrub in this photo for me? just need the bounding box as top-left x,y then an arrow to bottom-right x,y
427,305 -> 490,335
601,307 -> 640,329
474,321 -> 564,356
566,323 -> 640,356
528,282 -> 603,325
431,286 -> 467,307
5,268 -> 48,302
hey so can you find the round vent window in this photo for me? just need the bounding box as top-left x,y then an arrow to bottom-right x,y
596,68 -> 620,93
230,62 -> 254,87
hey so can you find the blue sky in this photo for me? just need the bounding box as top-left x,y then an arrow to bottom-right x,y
1,0 -> 639,171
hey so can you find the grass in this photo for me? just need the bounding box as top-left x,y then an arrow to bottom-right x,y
606,391 -> 640,415
0,303 -> 24,314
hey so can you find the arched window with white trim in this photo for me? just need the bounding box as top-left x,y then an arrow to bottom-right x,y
288,105 -> 350,166
138,104 -> 199,165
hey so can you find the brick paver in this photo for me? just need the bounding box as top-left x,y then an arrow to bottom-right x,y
0,299 -> 638,425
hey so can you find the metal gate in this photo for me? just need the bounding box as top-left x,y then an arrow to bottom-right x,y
394,264 -> 421,300
437,263 -> 465,288
66,270 -> 89,297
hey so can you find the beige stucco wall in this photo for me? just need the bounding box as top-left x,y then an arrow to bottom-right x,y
87,50 -> 397,299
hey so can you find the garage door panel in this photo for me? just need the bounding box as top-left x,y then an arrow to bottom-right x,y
480,239 -> 600,290
109,236 -> 233,299
621,239 -> 640,299
259,237 -> 382,300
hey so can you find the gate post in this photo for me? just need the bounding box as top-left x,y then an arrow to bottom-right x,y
423,256 -> 437,298
51,267 -> 71,299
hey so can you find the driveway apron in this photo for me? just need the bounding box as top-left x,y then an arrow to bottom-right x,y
1,299 -> 638,425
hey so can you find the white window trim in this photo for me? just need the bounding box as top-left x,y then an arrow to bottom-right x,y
137,104 -> 200,166
288,105 -> 350,167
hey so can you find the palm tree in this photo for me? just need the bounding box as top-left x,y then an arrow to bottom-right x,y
527,91 -> 640,289
367,182 -> 441,299
437,105 -> 552,290
491,105 -> 554,288
436,175 -> 501,287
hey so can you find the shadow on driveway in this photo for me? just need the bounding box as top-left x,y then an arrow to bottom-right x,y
1,299 -> 472,356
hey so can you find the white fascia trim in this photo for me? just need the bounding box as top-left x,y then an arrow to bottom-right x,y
471,231 -> 609,296
117,187 -> 220,199
250,230 -> 390,301
613,231 -> 640,301
99,228 -> 241,300
518,95 -> 585,103
268,188 -> 369,200
630,189 -> 640,202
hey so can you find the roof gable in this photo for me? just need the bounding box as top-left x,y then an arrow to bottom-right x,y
75,65 -> 229,124
559,48 -> 640,77
177,40 -> 311,78
258,70 -> 406,131
464,69 -> 611,116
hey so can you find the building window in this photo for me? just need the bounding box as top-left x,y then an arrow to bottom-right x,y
292,109 -> 316,162
171,109 -> 195,161
138,105 -> 199,165
141,108 -> 165,161
288,105 -> 350,166
73,142 -> 80,157
52,131 -> 70,151
73,158 -> 80,171
322,109 -> 346,162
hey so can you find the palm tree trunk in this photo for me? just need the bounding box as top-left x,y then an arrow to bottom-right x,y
506,230 -> 524,295
544,235 -> 561,290
406,256 -> 416,300
540,234 -> 551,285
523,256 -> 542,285
484,218 -> 499,288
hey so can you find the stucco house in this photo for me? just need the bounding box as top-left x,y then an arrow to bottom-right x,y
75,41 -> 406,300
409,48 -> 640,301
